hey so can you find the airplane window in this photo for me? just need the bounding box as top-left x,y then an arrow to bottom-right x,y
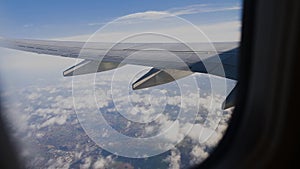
0,0 -> 241,168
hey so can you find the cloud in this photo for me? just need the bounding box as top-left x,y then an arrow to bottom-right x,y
1,66 -> 235,168
23,24 -> 34,28
189,145 -> 209,165
61,20 -> 240,43
168,4 -> 241,16
46,156 -> 71,169
121,11 -> 167,20
93,155 -> 113,169
86,3 -> 242,43
88,22 -> 105,26
27,93 -> 41,100
113,4 -> 241,22
165,149 -> 181,169
80,156 -> 92,169
40,114 -> 68,128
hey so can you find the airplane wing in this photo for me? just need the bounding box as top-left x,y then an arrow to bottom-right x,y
0,37 -> 239,108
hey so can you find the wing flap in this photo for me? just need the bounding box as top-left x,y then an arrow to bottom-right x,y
63,60 -> 124,76
132,68 -> 193,90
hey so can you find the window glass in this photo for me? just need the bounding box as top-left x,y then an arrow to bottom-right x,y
0,0 -> 241,168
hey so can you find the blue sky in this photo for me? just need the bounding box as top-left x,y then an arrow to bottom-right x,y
0,0 -> 241,38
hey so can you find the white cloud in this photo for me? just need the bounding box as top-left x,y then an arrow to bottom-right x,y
168,4 -> 241,16
23,24 -> 34,28
88,22 -> 105,26
79,4 -> 241,42
27,93 -> 41,100
162,120 -> 183,142
1,60 -> 235,167
122,11 -> 168,20
80,156 -> 92,169
93,158 -> 106,169
165,149 -> 181,169
93,155 -> 113,169
189,145 -> 209,165
46,156 -> 71,169
59,20 -> 240,43
105,4 -> 241,22
40,114 -> 68,128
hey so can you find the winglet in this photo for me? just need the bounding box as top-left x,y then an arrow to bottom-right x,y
222,84 -> 237,109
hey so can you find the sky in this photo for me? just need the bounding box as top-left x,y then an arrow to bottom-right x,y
0,0 -> 241,89
0,0 -> 241,38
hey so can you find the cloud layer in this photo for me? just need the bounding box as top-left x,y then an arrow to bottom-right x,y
1,70 -> 235,168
